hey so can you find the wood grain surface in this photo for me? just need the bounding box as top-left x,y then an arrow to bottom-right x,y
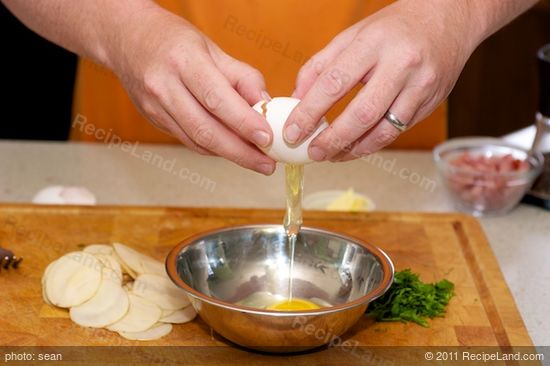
0,205 -> 537,365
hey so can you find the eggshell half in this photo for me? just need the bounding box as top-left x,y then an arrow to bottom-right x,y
253,97 -> 329,164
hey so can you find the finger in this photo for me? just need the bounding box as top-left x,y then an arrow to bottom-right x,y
293,22 -> 366,99
178,56 -> 272,149
292,57 -> 327,100
328,140 -> 359,162
222,59 -> 268,105
289,66 -> 355,146
334,87 -> 425,162
156,108 -> 214,156
161,79 -> 276,175
284,41 -> 377,145
136,100 -> 212,155
307,63 -> 409,161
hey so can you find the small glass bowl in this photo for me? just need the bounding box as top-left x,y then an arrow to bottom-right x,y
433,137 -> 544,216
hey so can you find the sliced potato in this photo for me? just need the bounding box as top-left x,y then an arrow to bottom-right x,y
94,254 -> 122,284
159,305 -> 196,324
112,251 -> 137,279
122,273 -> 134,285
113,243 -> 165,277
107,293 -> 162,333
45,251 -> 103,308
42,282 -> 52,306
41,260 -> 57,306
43,244 -> 189,341
70,268 -> 129,328
160,308 -> 175,318
118,323 -> 173,341
133,274 -> 190,310
83,244 -> 114,256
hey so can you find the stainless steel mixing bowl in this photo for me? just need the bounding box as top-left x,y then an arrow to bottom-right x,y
166,225 -> 394,352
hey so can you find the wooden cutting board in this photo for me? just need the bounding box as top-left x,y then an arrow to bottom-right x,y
0,205 -> 535,365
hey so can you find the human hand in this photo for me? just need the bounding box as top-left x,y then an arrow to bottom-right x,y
106,6 -> 275,174
284,0 -> 482,161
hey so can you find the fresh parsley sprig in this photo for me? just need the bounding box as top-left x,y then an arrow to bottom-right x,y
367,269 -> 455,327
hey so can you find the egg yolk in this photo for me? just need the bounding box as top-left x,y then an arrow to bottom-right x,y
266,298 -> 321,311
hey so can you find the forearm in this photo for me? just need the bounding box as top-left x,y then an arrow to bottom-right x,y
1,0 -> 159,68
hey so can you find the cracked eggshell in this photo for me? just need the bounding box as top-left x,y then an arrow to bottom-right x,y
253,97 -> 329,164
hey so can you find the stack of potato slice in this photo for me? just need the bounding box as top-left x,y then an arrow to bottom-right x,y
42,243 -> 196,341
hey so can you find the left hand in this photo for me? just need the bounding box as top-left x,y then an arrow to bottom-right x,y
283,0 -> 481,161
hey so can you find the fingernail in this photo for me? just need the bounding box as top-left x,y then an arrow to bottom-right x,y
284,124 -> 302,144
309,146 -> 326,161
261,91 -> 272,101
252,130 -> 271,147
257,163 -> 275,175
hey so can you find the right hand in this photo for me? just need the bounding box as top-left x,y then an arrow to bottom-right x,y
106,6 -> 275,175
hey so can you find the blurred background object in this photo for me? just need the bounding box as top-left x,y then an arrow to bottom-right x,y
522,43 -> 550,209
0,2 -> 76,141
448,0 -> 550,137
0,1 -> 549,142
32,186 -> 97,205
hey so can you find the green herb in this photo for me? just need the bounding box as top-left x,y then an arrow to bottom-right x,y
367,269 -> 455,327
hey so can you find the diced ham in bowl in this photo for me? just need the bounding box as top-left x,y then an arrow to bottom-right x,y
434,138 -> 543,216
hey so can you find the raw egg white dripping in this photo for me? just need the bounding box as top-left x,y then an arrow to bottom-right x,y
252,97 -> 329,164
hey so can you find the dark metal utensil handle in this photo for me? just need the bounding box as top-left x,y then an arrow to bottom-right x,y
0,247 -> 23,271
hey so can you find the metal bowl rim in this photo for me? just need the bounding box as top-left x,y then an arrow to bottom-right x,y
166,224 -> 395,317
